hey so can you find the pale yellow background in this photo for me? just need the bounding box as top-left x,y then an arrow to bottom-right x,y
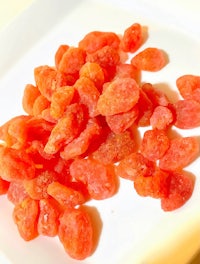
0,0 -> 33,30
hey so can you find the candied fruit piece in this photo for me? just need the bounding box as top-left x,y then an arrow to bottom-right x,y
97,77 -> 140,116
34,66 -> 68,100
44,103 -> 86,154
79,62 -> 105,91
142,83 -> 170,107
140,129 -> 170,162
50,86 -> 75,119
176,74 -> 200,101
86,45 -> 120,70
120,23 -> 143,53
131,47 -> 167,71
58,208 -> 94,260
38,198 -> 60,237
70,158 -> 117,200
134,168 -> 170,198
55,44 -> 69,69
0,146 -> 35,181
115,63 -> 140,82
136,88 -> 154,126
174,99 -> 200,129
47,181 -> 86,208
0,177 -> 9,195
92,130 -> 136,164
74,77 -> 100,117
22,84 -> 41,115
23,170 -> 58,200
60,118 -> 101,160
7,181 -> 29,205
78,31 -> 120,53
32,95 -> 50,117
159,137 -> 199,171
150,105 -> 174,130
161,171 -> 195,211
106,105 -> 139,134
116,152 -> 155,181
13,197 -> 39,241
58,47 -> 86,75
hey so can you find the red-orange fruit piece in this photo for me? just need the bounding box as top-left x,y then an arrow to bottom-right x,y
60,118 -> 101,160
7,181 -> 29,205
58,47 -> 86,75
0,115 -> 31,148
74,77 -> 100,117
115,63 -> 140,83
142,82 -> 170,107
134,168 -> 170,198
22,84 -> 41,115
131,47 -> 167,71
70,158 -> 117,200
106,105 -> 139,134
47,181 -> 86,208
116,152 -> 155,181
176,74 -> 200,101
92,130 -> 136,164
38,198 -> 60,237
23,170 -> 58,200
120,23 -> 143,53
97,77 -> 140,116
174,99 -> 200,129
44,103 -> 86,154
150,105 -> 174,130
55,44 -> 69,69
78,31 -> 120,54
136,88 -> 154,126
58,208 -> 94,260
0,146 -> 35,181
34,66 -> 68,100
13,197 -> 39,241
140,129 -> 170,162
86,45 -> 120,70
50,86 -> 75,119
161,171 -> 195,211
79,62 -> 105,91
159,136 -> 199,171
0,177 -> 9,195
32,94 -> 50,117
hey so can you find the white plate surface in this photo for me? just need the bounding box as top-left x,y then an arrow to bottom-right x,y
0,1 -> 200,264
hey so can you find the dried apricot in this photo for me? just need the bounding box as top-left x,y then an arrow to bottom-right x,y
38,198 -> 60,237
150,105 -> 174,130
0,146 -> 35,181
92,130 -> 136,164
58,47 -> 86,75
70,158 -> 117,200
13,197 -> 39,241
120,23 -> 143,53
134,168 -> 170,198
97,77 -> 140,116
58,208 -> 94,260
159,136 -> 199,171
116,152 -> 155,181
140,129 -> 170,162
131,47 -> 167,71
176,74 -> 200,101
79,31 -> 120,53
174,99 -> 200,129
161,171 -> 195,211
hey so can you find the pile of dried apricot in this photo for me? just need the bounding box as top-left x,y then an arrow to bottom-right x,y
0,23 -> 199,260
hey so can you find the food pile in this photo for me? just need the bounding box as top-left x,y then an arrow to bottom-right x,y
0,23 -> 199,260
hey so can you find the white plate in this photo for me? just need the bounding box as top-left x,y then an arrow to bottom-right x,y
0,0 -> 200,263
